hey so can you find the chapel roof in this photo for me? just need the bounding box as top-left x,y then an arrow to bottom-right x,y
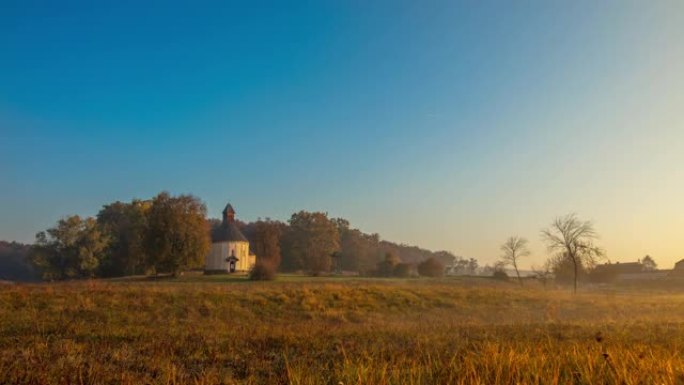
212,202 -> 248,243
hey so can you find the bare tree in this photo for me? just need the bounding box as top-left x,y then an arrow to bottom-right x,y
500,236 -> 530,286
541,214 -> 604,293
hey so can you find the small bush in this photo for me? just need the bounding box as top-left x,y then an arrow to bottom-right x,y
249,261 -> 276,281
493,269 -> 509,281
417,257 -> 444,277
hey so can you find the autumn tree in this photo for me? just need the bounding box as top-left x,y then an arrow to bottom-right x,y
417,257 -> 445,277
144,192 -> 210,276
30,216 -> 110,280
245,219 -> 285,269
336,219 -> 382,274
500,236 -> 530,286
96,199 -> 150,277
376,251 -> 401,277
281,211 -> 340,275
541,214 -> 604,293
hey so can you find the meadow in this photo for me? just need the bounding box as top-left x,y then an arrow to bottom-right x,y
2,276 -> 684,384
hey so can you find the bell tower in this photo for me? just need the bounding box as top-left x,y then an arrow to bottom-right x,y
222,203 -> 235,223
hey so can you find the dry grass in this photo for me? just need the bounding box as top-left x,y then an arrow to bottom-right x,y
1,278 -> 684,384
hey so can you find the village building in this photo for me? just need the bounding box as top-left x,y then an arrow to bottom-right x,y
670,259 -> 684,277
592,261 -> 672,282
204,203 -> 256,273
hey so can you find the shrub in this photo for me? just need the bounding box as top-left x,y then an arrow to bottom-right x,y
249,261 -> 276,281
492,269 -> 509,281
417,257 -> 444,277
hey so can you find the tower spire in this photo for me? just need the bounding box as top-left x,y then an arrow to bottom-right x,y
222,203 -> 235,223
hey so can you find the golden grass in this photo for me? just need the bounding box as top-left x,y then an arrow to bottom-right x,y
1,278 -> 684,384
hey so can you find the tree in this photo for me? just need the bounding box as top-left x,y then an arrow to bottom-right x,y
417,257 -> 444,277
548,252 -> 587,286
144,192 -> 210,276
492,264 -> 509,281
96,199 -> 150,277
541,214 -> 604,293
500,236 -> 530,286
333,218 -> 383,275
245,219 -> 285,270
444,254 -> 478,276
0,241 -> 37,282
642,255 -> 657,271
281,211 -> 340,276
433,250 -> 458,266
376,251 -> 400,277
467,258 -> 479,275
393,263 -> 413,278
30,216 -> 109,280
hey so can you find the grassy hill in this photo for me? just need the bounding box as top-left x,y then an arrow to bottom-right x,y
1,277 -> 684,384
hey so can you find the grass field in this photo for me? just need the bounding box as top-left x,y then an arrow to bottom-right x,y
2,276 -> 684,384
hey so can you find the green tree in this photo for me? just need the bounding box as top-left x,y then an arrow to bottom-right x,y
30,216 -> 109,280
281,211 -> 340,275
542,214 -> 604,293
144,192 -> 211,276
97,199 -> 150,277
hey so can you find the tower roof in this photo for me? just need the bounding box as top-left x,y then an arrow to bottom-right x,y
222,204 -> 235,215
213,202 -> 247,242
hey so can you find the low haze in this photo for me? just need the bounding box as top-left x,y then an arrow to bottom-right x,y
2,0 -> 684,268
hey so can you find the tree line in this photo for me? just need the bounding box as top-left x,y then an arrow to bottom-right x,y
8,194 -> 662,290
30,192 -> 211,280
24,192 -> 470,280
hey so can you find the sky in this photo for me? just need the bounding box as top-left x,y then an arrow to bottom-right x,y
2,1 -> 684,268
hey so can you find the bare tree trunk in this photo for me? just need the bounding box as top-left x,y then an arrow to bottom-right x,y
572,256 -> 578,294
514,262 -> 522,286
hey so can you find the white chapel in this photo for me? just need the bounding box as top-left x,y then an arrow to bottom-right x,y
204,203 -> 256,273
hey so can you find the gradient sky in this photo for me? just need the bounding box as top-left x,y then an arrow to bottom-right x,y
2,1 -> 684,268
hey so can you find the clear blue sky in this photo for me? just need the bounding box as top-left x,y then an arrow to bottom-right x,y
2,1 -> 684,268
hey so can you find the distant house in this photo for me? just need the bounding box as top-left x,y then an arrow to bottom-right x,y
204,203 -> 256,274
605,262 -> 643,273
670,259 -> 684,277
591,262 -> 643,283
592,261 -> 675,282
618,270 -> 671,281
